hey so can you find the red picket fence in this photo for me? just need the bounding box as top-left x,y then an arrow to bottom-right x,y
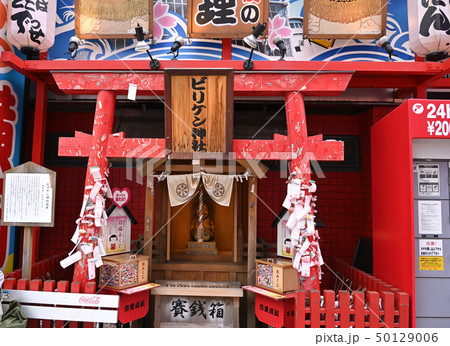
2,277 -> 100,328
329,257 -> 400,294
294,258 -> 410,328
4,253 -> 72,282
295,289 -> 409,328
254,258 -> 410,328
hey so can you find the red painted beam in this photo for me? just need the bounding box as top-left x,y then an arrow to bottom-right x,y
52,71 -> 352,96
1,52 -> 441,74
4,51 -> 450,93
59,132 -> 342,161
233,72 -> 352,96
307,139 -> 344,161
58,133 -> 166,158
231,135 -> 343,161
417,57 -> 450,87
0,51 -> 44,83
347,76 -> 424,89
107,136 -> 166,158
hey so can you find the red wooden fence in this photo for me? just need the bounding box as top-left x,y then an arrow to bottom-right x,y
254,258 -> 410,328
295,289 -> 409,328
4,252 -> 71,282
2,277 -> 97,328
330,257 -> 399,294
293,258 -> 409,328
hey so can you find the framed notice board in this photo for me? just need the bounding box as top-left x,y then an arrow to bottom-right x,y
1,162 -> 56,227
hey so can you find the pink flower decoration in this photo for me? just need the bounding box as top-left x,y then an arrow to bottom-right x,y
268,14 -> 293,50
153,1 -> 178,42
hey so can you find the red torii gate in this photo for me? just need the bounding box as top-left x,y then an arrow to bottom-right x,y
3,51 -> 450,316
55,71 -> 346,289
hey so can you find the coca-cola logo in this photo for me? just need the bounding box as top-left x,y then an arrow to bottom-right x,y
79,296 -> 101,305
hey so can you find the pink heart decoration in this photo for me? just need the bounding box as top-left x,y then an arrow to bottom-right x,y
111,188 -> 130,208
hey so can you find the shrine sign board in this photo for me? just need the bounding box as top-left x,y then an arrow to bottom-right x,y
187,0 -> 269,39
1,162 -> 56,227
165,69 -> 233,158
158,295 -> 235,327
152,280 -> 242,327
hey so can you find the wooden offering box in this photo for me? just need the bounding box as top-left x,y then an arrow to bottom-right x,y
100,253 -> 149,290
255,258 -> 299,294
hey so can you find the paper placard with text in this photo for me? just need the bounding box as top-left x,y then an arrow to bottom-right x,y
2,162 -> 56,227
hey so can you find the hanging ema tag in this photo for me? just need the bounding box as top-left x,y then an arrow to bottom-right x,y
60,251 -> 82,269
286,211 -> 298,230
296,204 -> 310,221
293,250 -> 301,270
88,259 -> 96,280
90,181 -> 102,200
291,226 -> 301,241
81,243 -> 93,255
71,225 -> 80,244
299,238 -> 311,256
97,238 -> 106,256
127,83 -> 137,101
304,216 -> 315,236
282,194 -> 292,209
90,166 -> 102,181
95,198 -> 104,227
288,179 -> 301,199
301,256 -> 311,277
93,246 -> 103,268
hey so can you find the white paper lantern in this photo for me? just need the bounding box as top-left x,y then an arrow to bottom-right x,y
6,0 -> 57,57
408,0 -> 450,61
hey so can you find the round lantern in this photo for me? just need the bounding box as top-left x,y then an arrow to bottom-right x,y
6,0 -> 57,57
408,0 -> 450,61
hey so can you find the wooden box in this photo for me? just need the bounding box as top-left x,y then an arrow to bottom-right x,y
99,253 -> 148,290
255,258 -> 299,294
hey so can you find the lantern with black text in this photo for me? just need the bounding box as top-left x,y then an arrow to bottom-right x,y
6,0 -> 57,57
408,0 -> 450,61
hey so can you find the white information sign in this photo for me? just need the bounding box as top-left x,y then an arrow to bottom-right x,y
417,164 -> 440,197
418,200 -> 442,235
3,173 -> 53,224
419,239 -> 443,257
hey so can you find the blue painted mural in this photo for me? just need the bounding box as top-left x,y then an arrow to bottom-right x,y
48,0 -> 414,62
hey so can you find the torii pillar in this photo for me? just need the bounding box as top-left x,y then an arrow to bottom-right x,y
73,90 -> 116,284
286,91 -> 321,292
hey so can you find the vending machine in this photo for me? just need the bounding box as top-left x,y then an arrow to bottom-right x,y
372,99 -> 450,327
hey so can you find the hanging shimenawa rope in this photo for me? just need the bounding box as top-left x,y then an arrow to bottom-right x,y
309,0 -> 381,24
79,0 -> 148,21
197,181 -> 204,243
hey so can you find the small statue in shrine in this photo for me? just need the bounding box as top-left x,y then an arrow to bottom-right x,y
190,203 -> 215,242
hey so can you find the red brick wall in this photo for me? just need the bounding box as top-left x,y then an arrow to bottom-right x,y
39,166 -> 147,259
39,109 -> 385,289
